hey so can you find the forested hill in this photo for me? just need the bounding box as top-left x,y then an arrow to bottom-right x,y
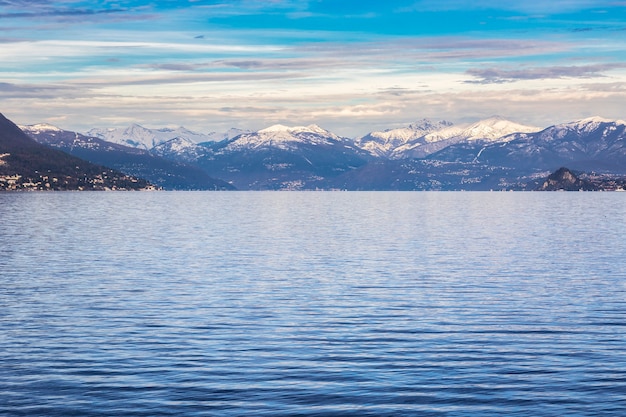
0,113 -> 154,191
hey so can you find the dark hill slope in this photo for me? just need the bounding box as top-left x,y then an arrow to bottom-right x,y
0,113 -> 152,190
23,126 -> 234,190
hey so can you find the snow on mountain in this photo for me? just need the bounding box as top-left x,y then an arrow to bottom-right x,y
19,123 -> 64,134
151,136 -> 208,161
204,128 -> 251,143
569,116 -> 626,129
198,123 -> 370,190
544,116 -> 626,139
429,116 -> 626,173
158,137 -> 196,153
21,123 -> 119,153
87,124 -> 222,150
223,124 -> 343,151
392,117 -> 542,159
423,116 -> 541,143
356,119 -> 453,157
500,116 -> 626,146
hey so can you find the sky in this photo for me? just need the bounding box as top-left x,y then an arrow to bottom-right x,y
1,0 -> 626,136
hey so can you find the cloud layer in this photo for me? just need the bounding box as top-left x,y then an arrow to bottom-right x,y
466,64 -> 626,84
1,0 -> 626,135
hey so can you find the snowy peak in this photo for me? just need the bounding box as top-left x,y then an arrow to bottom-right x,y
225,124 -> 341,151
258,124 -> 337,136
457,115 -> 626,172
156,136 -> 196,150
525,116 -> 626,145
358,116 -> 541,159
408,119 -> 454,133
578,116 -> 626,125
87,124 -> 224,150
88,124 -> 164,150
426,117 -> 541,143
356,119 -> 453,157
464,117 -> 542,141
366,119 -> 453,141
205,128 -> 251,142
150,136 -> 208,161
155,126 -> 216,143
558,116 -> 626,132
397,117 -> 539,159
258,124 -> 293,134
19,123 -> 63,134
302,124 -> 333,135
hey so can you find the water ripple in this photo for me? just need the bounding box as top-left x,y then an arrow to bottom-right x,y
1,192 -> 626,416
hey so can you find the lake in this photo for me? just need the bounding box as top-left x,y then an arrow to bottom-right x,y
1,191 -> 625,416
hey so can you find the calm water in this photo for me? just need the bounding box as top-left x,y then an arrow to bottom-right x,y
1,192 -> 625,416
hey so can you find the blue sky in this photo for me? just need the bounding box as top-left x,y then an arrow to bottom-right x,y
2,0 -> 626,135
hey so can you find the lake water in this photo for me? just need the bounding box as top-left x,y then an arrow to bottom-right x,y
1,191 -> 625,416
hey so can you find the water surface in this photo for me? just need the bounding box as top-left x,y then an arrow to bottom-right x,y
1,192 -> 625,416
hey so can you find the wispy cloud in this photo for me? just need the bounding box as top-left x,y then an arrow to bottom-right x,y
0,0 -> 127,18
0,0 -> 163,28
466,64 -> 626,84
3,0 -> 626,133
0,81 -> 65,94
0,8 -> 127,19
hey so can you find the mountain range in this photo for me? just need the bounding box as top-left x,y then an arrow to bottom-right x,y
21,123 -> 234,190
87,124 -> 249,150
11,113 -> 626,191
356,117 -> 541,160
0,114 -> 153,191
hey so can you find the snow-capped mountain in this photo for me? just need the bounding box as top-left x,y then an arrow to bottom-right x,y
499,116 -> 626,170
196,123 -> 370,190
21,123 -> 136,153
3,115 -> 152,191
426,116 -> 541,143
19,123 -> 64,134
87,124 -> 221,150
150,136 -> 210,162
355,119 -> 453,157
204,128 -> 251,143
429,116 -> 626,173
514,116 -> 626,144
21,123 -> 234,190
220,124 -> 344,152
13,115 -> 626,190
391,117 -> 541,159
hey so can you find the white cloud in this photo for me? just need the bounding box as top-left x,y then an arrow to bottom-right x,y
0,39 -> 282,62
3,2 -> 626,136
6,66 -> 626,137
466,64 -> 626,83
